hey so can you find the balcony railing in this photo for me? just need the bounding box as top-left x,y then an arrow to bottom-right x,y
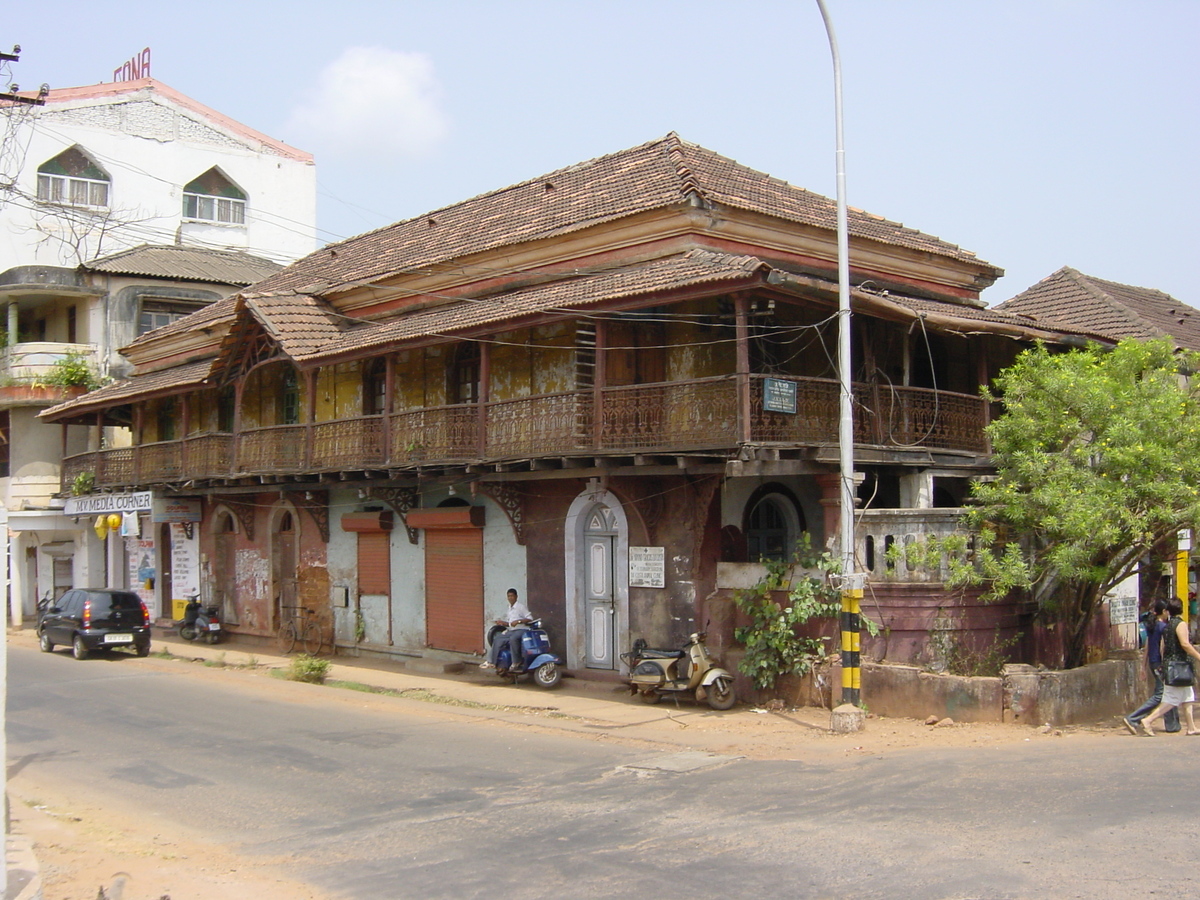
61,375 -> 989,490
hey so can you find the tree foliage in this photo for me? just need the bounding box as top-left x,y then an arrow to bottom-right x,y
914,339 -> 1200,668
732,538 -> 843,691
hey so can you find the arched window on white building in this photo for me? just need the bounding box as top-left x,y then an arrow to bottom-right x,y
182,167 -> 246,225
36,146 -> 110,209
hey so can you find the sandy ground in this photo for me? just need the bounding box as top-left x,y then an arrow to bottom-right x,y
9,648 -> 1129,900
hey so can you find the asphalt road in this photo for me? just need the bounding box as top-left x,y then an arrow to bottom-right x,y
8,644 -> 1200,900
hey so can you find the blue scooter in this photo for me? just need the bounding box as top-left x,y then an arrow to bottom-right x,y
486,619 -> 562,688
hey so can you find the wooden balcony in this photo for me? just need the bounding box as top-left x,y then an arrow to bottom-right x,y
61,375 -> 989,490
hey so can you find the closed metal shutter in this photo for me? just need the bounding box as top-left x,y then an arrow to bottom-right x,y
425,528 -> 483,653
358,532 -> 390,595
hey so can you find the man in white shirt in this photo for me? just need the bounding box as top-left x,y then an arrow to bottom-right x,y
482,588 -> 532,671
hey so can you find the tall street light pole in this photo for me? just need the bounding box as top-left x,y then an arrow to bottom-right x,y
815,0 -> 863,710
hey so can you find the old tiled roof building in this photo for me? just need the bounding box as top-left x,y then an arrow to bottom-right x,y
44,135 -> 1102,687
997,266 -> 1200,351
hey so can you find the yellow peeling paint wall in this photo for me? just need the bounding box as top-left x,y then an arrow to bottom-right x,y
241,363 -> 305,427
190,389 -> 216,434
489,325 -> 574,401
395,348 -> 445,411
532,324 -> 574,394
664,299 -> 727,381
314,361 -> 364,421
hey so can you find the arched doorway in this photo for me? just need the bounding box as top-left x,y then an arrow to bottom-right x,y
565,487 -> 629,671
213,509 -> 239,626
270,506 -> 298,632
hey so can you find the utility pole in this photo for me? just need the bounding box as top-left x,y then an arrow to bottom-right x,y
0,46 -> 47,105
0,41 -> 44,897
814,0 -> 865,723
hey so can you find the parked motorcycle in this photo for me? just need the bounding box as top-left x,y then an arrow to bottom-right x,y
484,619 -> 562,689
621,631 -> 736,710
179,595 -> 222,644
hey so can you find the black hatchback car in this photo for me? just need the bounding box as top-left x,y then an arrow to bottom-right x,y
38,589 -> 151,659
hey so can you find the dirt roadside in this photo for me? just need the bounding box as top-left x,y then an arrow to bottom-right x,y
8,632 -> 1135,900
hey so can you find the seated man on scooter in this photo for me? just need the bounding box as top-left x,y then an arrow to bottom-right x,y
481,588 -> 533,672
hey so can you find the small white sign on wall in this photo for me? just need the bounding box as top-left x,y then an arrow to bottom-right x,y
629,546 -> 666,588
1108,592 -> 1137,626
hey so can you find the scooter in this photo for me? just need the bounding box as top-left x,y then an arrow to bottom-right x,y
179,595 -> 222,644
621,631 -> 736,710
484,619 -> 562,689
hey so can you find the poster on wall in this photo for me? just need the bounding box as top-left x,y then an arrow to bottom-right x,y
629,546 -> 666,588
170,522 -> 200,601
126,537 -> 156,613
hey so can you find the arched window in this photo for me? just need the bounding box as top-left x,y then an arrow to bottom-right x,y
37,146 -> 110,208
744,488 -> 806,563
183,167 -> 246,224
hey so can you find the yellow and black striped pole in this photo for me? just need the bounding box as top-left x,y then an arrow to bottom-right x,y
1178,530 -> 1192,627
840,584 -> 862,707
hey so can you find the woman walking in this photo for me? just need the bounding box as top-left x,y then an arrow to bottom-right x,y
1139,597 -> 1200,736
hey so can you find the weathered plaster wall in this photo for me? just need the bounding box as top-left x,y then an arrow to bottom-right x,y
199,493 -> 327,639
522,480 -> 577,648
315,361 -> 363,420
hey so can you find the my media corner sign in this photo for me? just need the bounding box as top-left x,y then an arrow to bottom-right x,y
762,377 -> 798,414
64,491 -> 153,517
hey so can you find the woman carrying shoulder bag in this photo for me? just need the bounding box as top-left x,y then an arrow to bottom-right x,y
1140,597 -> 1200,736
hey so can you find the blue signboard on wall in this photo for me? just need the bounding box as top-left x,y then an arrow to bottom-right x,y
762,377 -> 798,414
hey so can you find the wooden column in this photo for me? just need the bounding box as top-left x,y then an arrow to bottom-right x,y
305,368 -> 317,469
180,393 -> 191,474
593,319 -> 607,450
232,378 -> 245,476
133,404 -> 144,484
735,294 -> 751,443
477,341 -> 490,458
383,353 -> 394,465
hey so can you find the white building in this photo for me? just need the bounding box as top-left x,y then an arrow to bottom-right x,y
0,78 -> 315,623
1,77 -> 315,269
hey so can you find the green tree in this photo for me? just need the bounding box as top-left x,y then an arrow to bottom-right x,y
923,339 -> 1200,669
733,538 -> 843,692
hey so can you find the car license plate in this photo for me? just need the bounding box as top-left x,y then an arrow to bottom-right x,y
207,623 -> 220,631
104,634 -> 134,644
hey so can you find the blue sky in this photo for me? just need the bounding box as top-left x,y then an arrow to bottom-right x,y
11,0 -> 1199,305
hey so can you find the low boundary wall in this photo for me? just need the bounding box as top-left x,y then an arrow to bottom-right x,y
848,650 -> 1143,725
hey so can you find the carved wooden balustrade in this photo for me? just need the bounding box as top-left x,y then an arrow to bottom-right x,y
62,447 -> 134,490
59,375 -> 990,490
601,377 -> 739,451
138,440 -> 183,481
181,433 -> 234,480
236,425 -> 306,474
391,404 -> 478,463
311,416 -> 385,470
485,391 -> 582,457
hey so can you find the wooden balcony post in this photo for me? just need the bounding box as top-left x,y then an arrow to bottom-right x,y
593,319 -> 607,450
978,346 -> 992,453
133,404 -> 143,484
180,393 -> 191,475
383,353 -> 394,463
305,369 -> 317,469
478,341 -> 490,458
233,378 -> 245,475
735,294 -> 751,443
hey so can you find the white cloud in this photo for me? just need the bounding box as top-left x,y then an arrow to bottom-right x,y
285,47 -> 448,158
